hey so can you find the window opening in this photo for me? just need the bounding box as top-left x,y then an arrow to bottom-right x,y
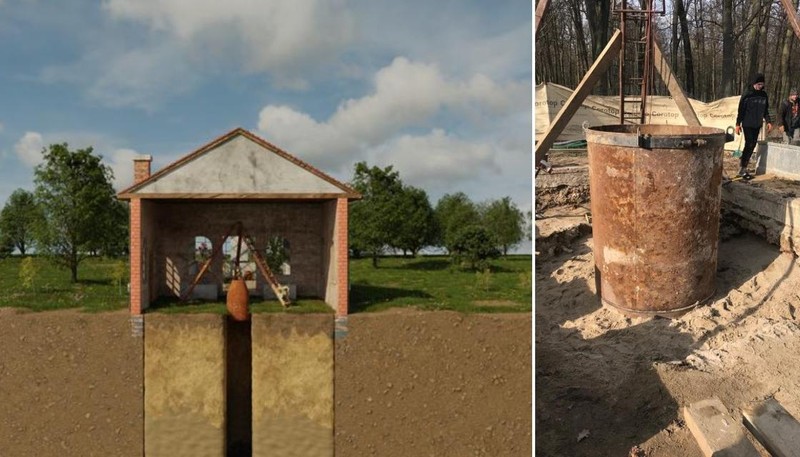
190,236 -> 215,284
223,236 -> 257,290
264,235 -> 290,276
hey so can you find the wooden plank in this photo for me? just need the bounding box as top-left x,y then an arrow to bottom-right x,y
534,29 -> 622,167
779,0 -> 800,42
742,398 -> 800,457
652,40 -> 701,127
117,192 -> 358,200
684,397 -> 760,457
534,0 -> 549,36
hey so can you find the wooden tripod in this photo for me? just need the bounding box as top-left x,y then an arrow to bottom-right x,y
179,221 -> 291,307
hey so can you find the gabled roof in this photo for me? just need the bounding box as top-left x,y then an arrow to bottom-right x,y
117,127 -> 360,200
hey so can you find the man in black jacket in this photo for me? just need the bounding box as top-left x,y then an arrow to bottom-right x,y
778,87 -> 800,145
735,73 -> 773,179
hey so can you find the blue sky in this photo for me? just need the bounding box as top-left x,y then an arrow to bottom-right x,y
0,0 -> 532,252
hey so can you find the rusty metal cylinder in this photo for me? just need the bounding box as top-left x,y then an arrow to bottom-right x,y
586,124 -> 726,317
226,278 -> 250,321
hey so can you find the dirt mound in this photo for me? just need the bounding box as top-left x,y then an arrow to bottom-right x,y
536,228 -> 800,456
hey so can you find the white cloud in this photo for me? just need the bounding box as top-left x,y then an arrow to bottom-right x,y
41,41 -> 200,111
14,132 -> 45,168
102,0 -> 354,76
39,0 -> 355,108
257,57 -> 528,170
12,130 -> 142,191
87,45 -> 198,110
368,129 -> 500,188
106,148 -> 140,190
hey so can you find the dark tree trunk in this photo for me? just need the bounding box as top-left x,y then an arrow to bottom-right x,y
585,0 -> 611,94
721,0 -> 736,96
569,0 -> 590,72
676,0 -> 695,96
71,246 -> 78,283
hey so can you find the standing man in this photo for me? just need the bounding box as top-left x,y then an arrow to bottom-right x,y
735,73 -> 773,179
778,87 -> 800,145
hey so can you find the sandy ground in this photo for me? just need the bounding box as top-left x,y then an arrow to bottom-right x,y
535,149 -> 800,456
0,308 -> 144,457
0,308 -> 532,456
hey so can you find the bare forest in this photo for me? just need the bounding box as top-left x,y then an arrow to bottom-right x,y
536,0 -> 800,105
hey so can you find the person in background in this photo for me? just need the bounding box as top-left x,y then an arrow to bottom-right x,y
735,73 -> 773,179
778,87 -> 800,145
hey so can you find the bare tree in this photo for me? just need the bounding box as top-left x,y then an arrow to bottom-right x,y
675,0 -> 695,96
721,0 -> 736,96
584,0 -> 612,93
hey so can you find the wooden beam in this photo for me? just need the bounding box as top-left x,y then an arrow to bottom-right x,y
742,398 -> 800,457
780,0 -> 800,41
117,192 -> 359,200
535,29 -> 622,166
535,0 -> 549,36
684,398 -> 760,457
652,40 -> 701,126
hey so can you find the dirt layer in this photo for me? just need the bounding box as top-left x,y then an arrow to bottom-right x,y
0,308 -> 532,456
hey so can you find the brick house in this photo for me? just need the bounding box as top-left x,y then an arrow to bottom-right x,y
117,127 -> 360,317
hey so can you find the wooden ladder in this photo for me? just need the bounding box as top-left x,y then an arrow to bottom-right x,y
180,221 -> 291,308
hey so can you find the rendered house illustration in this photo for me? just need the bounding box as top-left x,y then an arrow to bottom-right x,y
117,127 -> 360,317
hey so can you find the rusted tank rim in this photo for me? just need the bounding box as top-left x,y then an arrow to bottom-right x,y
586,124 -> 728,150
601,288 -> 716,318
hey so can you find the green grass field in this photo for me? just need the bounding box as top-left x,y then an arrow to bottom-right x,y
350,255 -> 532,313
0,255 -> 532,313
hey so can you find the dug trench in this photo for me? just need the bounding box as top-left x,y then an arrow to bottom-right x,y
536,148 -> 800,456
144,313 -> 334,457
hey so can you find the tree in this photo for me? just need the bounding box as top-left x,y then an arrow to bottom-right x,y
264,235 -> 290,274
33,143 -> 124,282
673,0 -> 695,96
391,185 -> 437,257
434,192 -> 480,253
481,197 -> 526,256
349,162 -> 404,267
0,235 -> 13,258
93,199 -> 129,258
0,189 -> 43,256
450,225 -> 500,271
526,210 -> 533,242
584,0 -> 611,93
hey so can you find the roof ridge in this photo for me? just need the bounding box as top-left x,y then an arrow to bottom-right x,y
116,127 -> 360,199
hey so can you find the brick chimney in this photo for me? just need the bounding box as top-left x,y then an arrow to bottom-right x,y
133,155 -> 152,184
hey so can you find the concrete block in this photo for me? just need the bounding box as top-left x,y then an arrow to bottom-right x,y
721,181 -> 800,256
684,397 -> 759,457
191,284 -> 218,300
251,314 -> 334,457
758,143 -> 800,180
742,398 -> 800,457
144,314 -> 226,457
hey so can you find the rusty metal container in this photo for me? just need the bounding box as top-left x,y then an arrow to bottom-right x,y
226,278 -> 250,321
586,124 -> 728,317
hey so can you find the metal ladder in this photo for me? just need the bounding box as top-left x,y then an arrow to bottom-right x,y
615,0 -> 665,125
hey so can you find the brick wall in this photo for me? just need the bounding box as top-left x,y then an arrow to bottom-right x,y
336,198 -> 349,316
130,198 -> 142,315
129,155 -> 151,316
150,201 -> 326,300
134,156 -> 152,184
